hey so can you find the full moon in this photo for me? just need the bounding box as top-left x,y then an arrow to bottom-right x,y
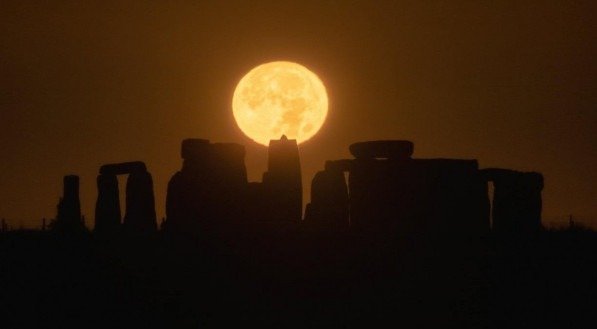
232,61 -> 328,146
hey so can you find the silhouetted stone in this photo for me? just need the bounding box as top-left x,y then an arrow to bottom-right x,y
245,182 -> 266,222
349,140 -> 414,159
209,143 -> 248,222
344,153 -> 490,313
53,175 -> 84,231
263,135 -> 302,222
165,139 -> 248,234
165,172 -> 195,233
94,161 -> 157,234
94,174 -> 121,234
100,161 -> 147,175
304,169 -> 349,228
349,157 -> 489,235
181,138 -> 210,160
63,175 -> 79,200
313,158 -> 351,227
123,170 -> 157,233
482,168 -> 544,232
165,139 -> 212,233
210,143 -> 248,187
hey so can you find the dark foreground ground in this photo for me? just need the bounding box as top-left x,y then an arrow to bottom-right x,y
1,224 -> 596,328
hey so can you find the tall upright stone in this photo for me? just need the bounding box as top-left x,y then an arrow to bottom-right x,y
346,141 -> 491,317
348,141 -> 416,231
166,139 -> 211,232
482,168 -> 543,232
94,174 -> 121,234
245,182 -> 266,223
304,163 -> 349,228
123,170 -> 157,233
209,143 -> 248,223
94,161 -> 157,234
165,139 -> 248,233
180,139 -> 211,174
263,135 -> 302,222
54,175 -> 84,231
347,141 -> 490,236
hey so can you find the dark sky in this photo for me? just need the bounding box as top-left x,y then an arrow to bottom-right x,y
1,1 -> 595,228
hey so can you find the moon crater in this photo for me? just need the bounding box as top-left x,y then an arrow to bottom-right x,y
232,61 -> 328,146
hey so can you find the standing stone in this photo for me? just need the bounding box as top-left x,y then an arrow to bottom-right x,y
168,139 -> 212,232
304,168 -> 349,228
345,146 -> 491,317
164,139 -> 249,234
54,175 -> 84,231
482,168 -> 543,232
165,171 -> 194,232
94,174 -> 121,234
347,141 -> 489,236
208,143 -> 248,223
210,143 -> 248,186
245,182 -> 266,223
94,161 -> 157,234
181,138 -> 211,162
428,159 -> 490,236
263,135 -> 302,222
123,170 -> 157,233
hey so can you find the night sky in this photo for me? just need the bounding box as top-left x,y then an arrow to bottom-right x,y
1,1 -> 595,229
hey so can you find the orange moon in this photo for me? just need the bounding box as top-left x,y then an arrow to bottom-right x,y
232,61 -> 328,146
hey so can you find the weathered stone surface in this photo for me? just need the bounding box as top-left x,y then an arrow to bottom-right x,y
123,171 -> 157,233
349,140 -> 414,159
100,161 -> 147,175
94,174 -> 121,234
482,168 -> 543,232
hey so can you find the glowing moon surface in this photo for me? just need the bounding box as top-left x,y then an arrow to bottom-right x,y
232,61 -> 328,146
